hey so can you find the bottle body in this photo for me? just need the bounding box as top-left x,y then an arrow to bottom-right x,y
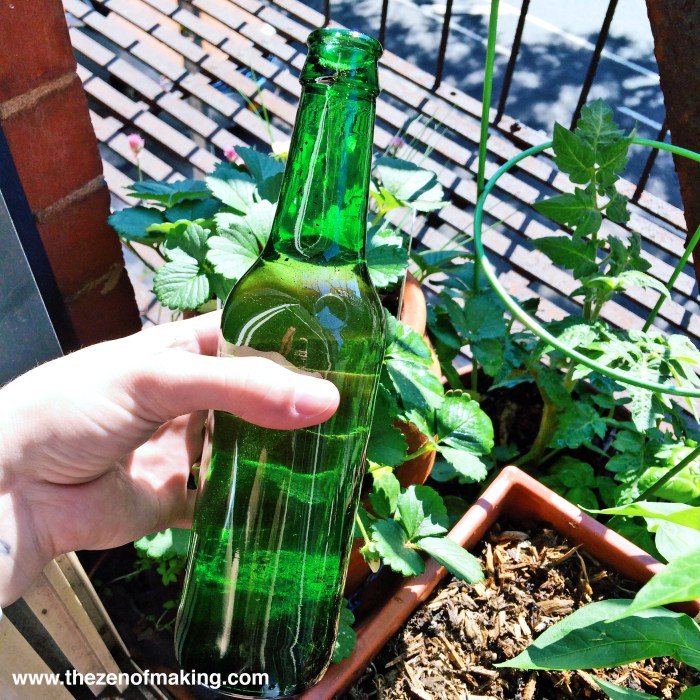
175,256 -> 384,696
175,29 -> 385,697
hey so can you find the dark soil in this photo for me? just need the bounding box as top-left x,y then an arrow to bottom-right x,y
349,522 -> 700,700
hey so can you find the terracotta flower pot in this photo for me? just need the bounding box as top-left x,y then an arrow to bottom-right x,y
306,465 -> 700,699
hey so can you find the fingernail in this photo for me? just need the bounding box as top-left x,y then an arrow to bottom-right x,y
294,379 -> 339,418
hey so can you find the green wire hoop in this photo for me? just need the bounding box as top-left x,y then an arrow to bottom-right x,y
473,137 -> 700,398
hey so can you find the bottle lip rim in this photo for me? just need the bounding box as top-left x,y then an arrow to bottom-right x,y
306,28 -> 383,59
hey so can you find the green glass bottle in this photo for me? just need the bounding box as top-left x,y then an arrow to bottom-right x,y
174,29 -> 385,698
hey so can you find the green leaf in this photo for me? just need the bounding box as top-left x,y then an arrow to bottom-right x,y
371,518 -> 425,576
396,485 -> 449,540
655,521 -> 700,563
533,235 -> 599,278
679,687 -> 700,699
549,457 -> 597,488
206,164 -> 257,213
534,186 -> 602,237
617,270 -> 670,299
366,421 -> 407,467
108,206 -> 164,241
373,157 -> 446,212
332,602 -> 356,663
436,448 -> 489,483
575,99 -> 625,152
134,528 -> 190,559
383,313 -> 444,411
235,146 -> 284,184
435,392 -> 494,458
128,179 -> 209,206
605,191 -> 630,224
366,225 -> 408,289
368,467 -> 401,519
498,599 -> 700,670
591,502 -> 700,530
417,536 -> 483,583
552,401 -> 607,449
164,198 -> 220,223
594,678 -> 655,699
552,122 -> 595,184
616,548 -> 700,617
164,222 -> 210,263
597,137 -> 633,190
154,257 -> 210,310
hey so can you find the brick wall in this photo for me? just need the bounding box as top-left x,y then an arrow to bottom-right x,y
0,0 -> 140,347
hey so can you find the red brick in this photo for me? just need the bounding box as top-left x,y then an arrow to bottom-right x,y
2,76 -> 104,213
37,185 -> 125,298
66,270 -> 141,346
0,0 -> 76,102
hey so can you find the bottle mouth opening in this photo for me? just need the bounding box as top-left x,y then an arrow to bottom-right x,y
307,28 -> 383,64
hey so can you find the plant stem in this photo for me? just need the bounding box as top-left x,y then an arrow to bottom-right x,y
124,241 -> 157,273
639,444 -> 700,501
404,444 -> 435,462
354,511 -> 372,546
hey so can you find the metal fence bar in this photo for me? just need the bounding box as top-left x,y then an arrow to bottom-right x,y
570,0 -> 619,128
495,0 -> 530,124
632,120 -> 669,203
324,0 -> 331,27
432,0 -> 455,90
378,0 -> 390,48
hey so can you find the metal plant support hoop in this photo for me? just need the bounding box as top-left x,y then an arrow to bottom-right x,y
473,137 -> 700,398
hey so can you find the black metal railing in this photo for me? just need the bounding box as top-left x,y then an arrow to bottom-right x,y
321,0 -> 668,204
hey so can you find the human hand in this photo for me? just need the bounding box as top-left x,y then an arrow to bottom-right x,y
0,312 -> 339,606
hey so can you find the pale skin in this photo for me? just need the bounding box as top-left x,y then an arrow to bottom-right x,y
0,312 -> 340,607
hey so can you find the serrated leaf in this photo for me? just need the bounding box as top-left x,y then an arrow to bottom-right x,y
164,222 -> 210,263
206,164 -> 257,213
575,99 -> 625,152
332,602 -> 356,663
128,179 -> 209,206
109,206 -> 164,241
373,157 -> 446,212
435,393 -> 494,457
534,235 -> 599,278
552,401 -> 607,449
134,528 -> 190,559
597,136 -> 633,190
417,536 -> 483,583
371,518 -> 424,576
552,122 -> 595,184
498,599 -> 700,670
164,198 -> 220,223
369,467 -> 401,519
396,485 -> 449,540
594,678 -> 655,699
605,191 -> 630,224
534,186 -> 602,237
367,420 -> 407,467
618,270 -> 670,298
383,313 -> 444,411
366,225 -> 408,289
550,457 -> 597,488
437,447 -> 489,483
235,145 -> 284,183
154,257 -> 210,310
614,548 -> 700,617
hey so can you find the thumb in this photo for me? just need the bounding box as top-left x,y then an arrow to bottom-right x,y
134,350 -> 340,429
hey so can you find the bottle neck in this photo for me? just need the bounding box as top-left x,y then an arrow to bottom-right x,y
269,85 -> 376,265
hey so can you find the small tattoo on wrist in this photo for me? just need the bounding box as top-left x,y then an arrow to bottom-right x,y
0,540 -> 10,555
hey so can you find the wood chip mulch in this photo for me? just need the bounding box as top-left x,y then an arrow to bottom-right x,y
349,522 -> 700,700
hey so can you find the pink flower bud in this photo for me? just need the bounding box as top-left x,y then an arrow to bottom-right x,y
224,145 -> 238,162
127,133 -> 145,155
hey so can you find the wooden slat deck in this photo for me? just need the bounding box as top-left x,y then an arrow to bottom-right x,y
64,0 -> 700,345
